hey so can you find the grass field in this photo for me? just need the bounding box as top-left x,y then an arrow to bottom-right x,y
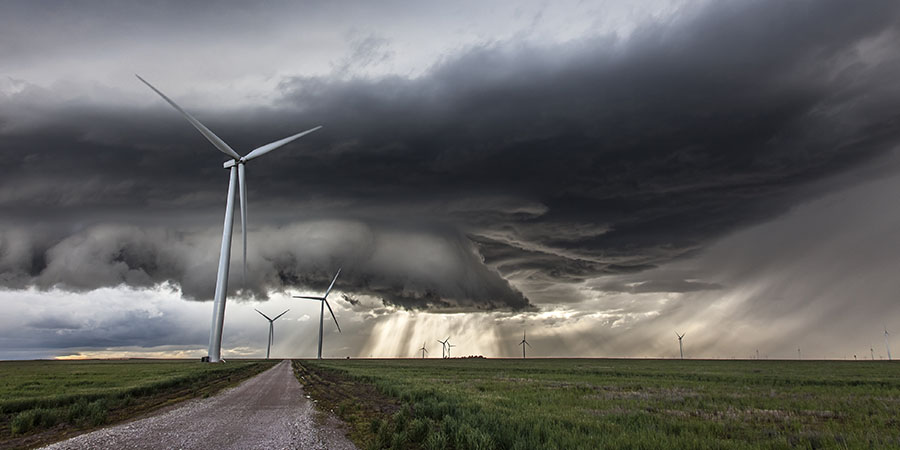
297,358 -> 900,450
0,359 -> 276,448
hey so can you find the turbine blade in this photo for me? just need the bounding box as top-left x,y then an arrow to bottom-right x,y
324,267 -> 342,298
526,341 -> 532,348
324,299 -> 341,333
242,126 -> 323,162
238,163 -> 247,288
273,309 -> 290,321
135,75 -> 242,160
293,296 -> 325,300
254,309 -> 272,321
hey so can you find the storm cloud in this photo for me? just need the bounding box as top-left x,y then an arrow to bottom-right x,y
2,0 -> 900,316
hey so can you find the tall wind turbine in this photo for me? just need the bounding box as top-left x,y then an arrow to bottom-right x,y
446,339 -> 456,358
255,309 -> 289,359
871,345 -> 876,361
137,75 -> 321,363
437,337 -> 449,359
519,330 -> 532,359
675,332 -> 685,359
293,268 -> 343,359
420,342 -> 428,359
886,327 -> 893,361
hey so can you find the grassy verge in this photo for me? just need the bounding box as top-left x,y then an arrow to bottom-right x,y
296,358 -> 900,450
0,359 -> 277,449
292,360 -> 401,448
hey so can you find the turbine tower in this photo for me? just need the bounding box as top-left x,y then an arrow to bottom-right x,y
519,330 -> 532,359
886,327 -> 893,361
675,332 -> 685,359
254,309 -> 289,359
437,337 -> 449,359
871,345 -> 875,361
293,268 -> 343,359
420,342 -> 428,359
446,339 -> 456,358
137,75 -> 321,363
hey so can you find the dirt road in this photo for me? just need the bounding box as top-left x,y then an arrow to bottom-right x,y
43,360 -> 357,450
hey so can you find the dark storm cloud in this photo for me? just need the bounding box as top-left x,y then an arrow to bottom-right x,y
2,0 -> 900,308
0,222 -> 530,310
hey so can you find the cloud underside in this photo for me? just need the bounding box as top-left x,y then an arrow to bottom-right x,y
1,0 -> 900,310
0,222 -> 530,310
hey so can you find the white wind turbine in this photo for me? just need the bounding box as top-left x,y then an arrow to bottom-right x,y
255,309 -> 289,359
446,338 -> 456,358
885,327 -> 893,361
419,342 -> 428,359
293,268 -> 343,359
519,330 -> 532,359
137,75 -> 321,363
675,332 -> 685,359
437,337 -> 449,359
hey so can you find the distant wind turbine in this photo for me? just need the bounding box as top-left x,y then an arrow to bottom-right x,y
437,337 -> 449,359
519,330 -> 532,359
798,348 -> 801,360
420,342 -> 428,359
137,75 -> 321,363
675,332 -> 685,359
871,345 -> 875,361
254,309 -> 289,359
886,327 -> 893,361
293,268 -> 343,359
446,338 -> 456,358
756,348 -> 759,360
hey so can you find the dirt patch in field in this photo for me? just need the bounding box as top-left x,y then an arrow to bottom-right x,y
592,385 -> 701,401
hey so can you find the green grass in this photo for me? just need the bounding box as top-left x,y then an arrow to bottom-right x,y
0,359 -> 276,445
298,359 -> 900,450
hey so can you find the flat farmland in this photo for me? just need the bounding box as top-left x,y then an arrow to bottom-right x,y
297,359 -> 900,450
0,359 -> 276,448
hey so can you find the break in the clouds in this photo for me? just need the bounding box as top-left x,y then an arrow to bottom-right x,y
1,0 -> 900,357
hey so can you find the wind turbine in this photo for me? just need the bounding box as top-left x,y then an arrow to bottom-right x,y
519,330 -> 532,359
756,348 -> 759,360
886,327 -> 893,361
420,342 -> 428,359
293,268 -> 343,359
675,332 -> 685,359
137,75 -> 321,363
798,348 -> 801,360
871,345 -> 875,361
254,309 -> 289,359
446,338 -> 456,358
437,337 -> 449,359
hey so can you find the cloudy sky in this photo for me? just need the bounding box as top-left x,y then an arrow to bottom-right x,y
2,0 -> 900,360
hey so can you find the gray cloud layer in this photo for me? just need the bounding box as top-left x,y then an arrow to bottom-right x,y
1,0 -> 900,312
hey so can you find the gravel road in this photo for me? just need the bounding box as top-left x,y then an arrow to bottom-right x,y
43,360 -> 357,450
